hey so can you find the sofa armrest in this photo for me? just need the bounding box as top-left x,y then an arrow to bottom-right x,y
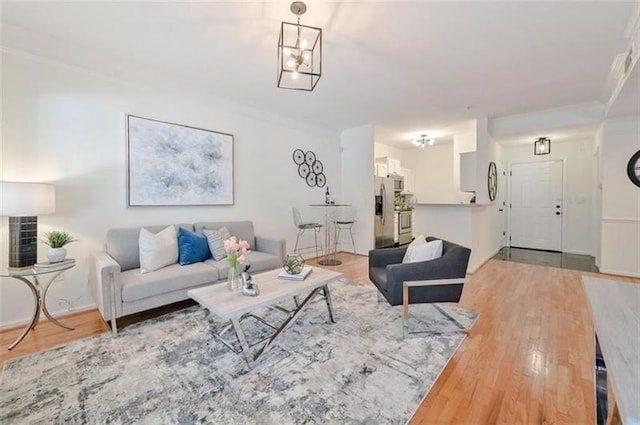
255,236 -> 286,263
369,246 -> 408,268
88,251 -> 122,324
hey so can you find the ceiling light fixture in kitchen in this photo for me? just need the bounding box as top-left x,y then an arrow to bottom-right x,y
277,1 -> 322,91
412,134 -> 434,148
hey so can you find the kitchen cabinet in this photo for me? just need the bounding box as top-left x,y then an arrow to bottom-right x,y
376,157 -> 402,175
459,151 -> 477,192
375,162 -> 388,178
401,167 -> 415,193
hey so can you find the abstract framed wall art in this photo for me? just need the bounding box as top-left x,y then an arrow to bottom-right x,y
127,115 -> 234,206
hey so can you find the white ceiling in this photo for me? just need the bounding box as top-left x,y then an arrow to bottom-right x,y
1,1 -> 635,146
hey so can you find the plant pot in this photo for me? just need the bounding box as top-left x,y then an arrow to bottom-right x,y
47,247 -> 67,263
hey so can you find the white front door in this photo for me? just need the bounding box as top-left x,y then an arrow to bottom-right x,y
509,160 -> 563,251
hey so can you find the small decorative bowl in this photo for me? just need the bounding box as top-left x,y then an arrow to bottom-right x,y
283,254 -> 305,275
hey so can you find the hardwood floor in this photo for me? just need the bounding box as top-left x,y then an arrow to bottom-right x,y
2,253 -> 637,423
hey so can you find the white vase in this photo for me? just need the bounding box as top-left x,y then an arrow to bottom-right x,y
47,247 -> 67,263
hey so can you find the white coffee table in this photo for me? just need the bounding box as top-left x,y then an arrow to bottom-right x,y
188,266 -> 343,365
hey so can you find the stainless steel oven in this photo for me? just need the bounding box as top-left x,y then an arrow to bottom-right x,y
398,210 -> 413,245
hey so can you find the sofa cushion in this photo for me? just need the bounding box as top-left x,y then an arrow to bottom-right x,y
121,262 -> 219,302
139,226 -> 179,273
203,227 -> 231,261
194,221 -> 256,250
178,227 -> 212,265
107,224 -> 193,272
204,250 -> 281,279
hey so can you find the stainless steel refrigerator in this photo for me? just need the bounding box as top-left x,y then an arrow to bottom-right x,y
374,176 -> 395,248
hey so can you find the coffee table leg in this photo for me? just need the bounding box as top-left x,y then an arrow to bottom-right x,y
323,285 -> 336,323
254,287 -> 322,360
231,318 -> 253,366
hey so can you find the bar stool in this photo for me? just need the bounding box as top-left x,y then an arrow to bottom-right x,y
292,207 -> 323,259
333,206 -> 356,254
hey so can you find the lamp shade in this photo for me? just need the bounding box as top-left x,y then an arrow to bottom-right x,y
1,182 -> 56,216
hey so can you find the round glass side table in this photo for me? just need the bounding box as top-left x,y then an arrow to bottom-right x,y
1,262 -> 76,350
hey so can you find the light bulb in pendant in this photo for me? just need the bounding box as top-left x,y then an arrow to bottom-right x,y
300,39 -> 308,49
287,59 -> 295,68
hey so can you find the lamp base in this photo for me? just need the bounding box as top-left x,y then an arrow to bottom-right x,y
9,216 -> 38,268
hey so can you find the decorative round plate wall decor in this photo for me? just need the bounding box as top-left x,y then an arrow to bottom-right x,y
627,150 -> 640,188
298,163 -> 310,178
488,161 -> 497,201
305,151 -> 316,166
292,148 -> 327,188
293,149 -> 305,165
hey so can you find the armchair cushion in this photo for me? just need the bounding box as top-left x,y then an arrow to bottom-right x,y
403,239 -> 442,263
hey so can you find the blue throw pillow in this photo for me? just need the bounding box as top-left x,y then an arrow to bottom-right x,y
178,227 -> 212,265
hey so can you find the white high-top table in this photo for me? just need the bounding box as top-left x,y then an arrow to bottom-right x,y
188,266 -> 342,366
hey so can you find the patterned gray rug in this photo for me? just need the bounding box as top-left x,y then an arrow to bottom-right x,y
1,279 -> 477,425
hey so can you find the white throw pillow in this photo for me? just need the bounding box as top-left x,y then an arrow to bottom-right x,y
402,234 -> 427,263
139,226 -> 178,274
404,239 -> 443,264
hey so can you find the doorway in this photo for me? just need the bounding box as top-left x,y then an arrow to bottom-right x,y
509,160 -> 563,251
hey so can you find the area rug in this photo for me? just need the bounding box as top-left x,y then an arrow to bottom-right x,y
0,279 -> 477,425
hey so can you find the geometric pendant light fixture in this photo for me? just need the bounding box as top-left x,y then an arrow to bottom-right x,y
534,137 -> 551,155
277,1 -> 322,91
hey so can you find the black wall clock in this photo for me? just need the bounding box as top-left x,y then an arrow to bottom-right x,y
488,161 -> 497,202
292,149 -> 326,188
628,150 -> 640,188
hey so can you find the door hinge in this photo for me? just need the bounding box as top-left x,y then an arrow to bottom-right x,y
510,171 -> 512,176
509,236 -> 512,241
509,203 -> 512,208
503,231 -> 506,236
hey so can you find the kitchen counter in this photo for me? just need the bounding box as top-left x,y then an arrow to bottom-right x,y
414,202 -> 480,207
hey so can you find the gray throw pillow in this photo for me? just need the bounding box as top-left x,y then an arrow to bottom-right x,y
203,227 -> 231,261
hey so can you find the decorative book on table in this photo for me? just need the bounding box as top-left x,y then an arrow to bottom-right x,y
278,266 -> 313,281
34,259 -> 76,269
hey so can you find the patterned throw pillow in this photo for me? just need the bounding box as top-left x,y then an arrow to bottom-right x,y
203,227 -> 231,261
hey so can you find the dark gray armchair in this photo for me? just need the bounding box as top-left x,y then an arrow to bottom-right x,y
369,237 -> 472,337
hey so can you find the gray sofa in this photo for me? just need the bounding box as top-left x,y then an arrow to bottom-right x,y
89,221 -> 285,333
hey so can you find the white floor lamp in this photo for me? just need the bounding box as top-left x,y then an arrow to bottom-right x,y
1,182 -> 56,268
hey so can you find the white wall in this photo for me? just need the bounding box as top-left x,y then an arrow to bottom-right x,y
401,144 -> 459,204
341,126 -> 375,255
0,50 -> 341,328
503,138 -> 595,255
600,115 -> 640,276
413,204 -> 473,261
374,142 -> 403,160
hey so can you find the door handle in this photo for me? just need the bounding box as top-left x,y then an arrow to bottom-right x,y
499,209 -> 504,212
556,205 -> 561,208
555,212 -> 561,215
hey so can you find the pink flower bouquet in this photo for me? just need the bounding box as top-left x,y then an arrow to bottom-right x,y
224,236 -> 250,268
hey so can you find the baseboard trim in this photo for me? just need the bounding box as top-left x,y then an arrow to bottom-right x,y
563,249 -> 593,256
598,268 -> 640,278
468,246 -> 503,274
0,302 -> 97,331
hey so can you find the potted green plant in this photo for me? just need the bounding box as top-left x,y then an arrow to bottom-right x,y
41,231 -> 77,263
